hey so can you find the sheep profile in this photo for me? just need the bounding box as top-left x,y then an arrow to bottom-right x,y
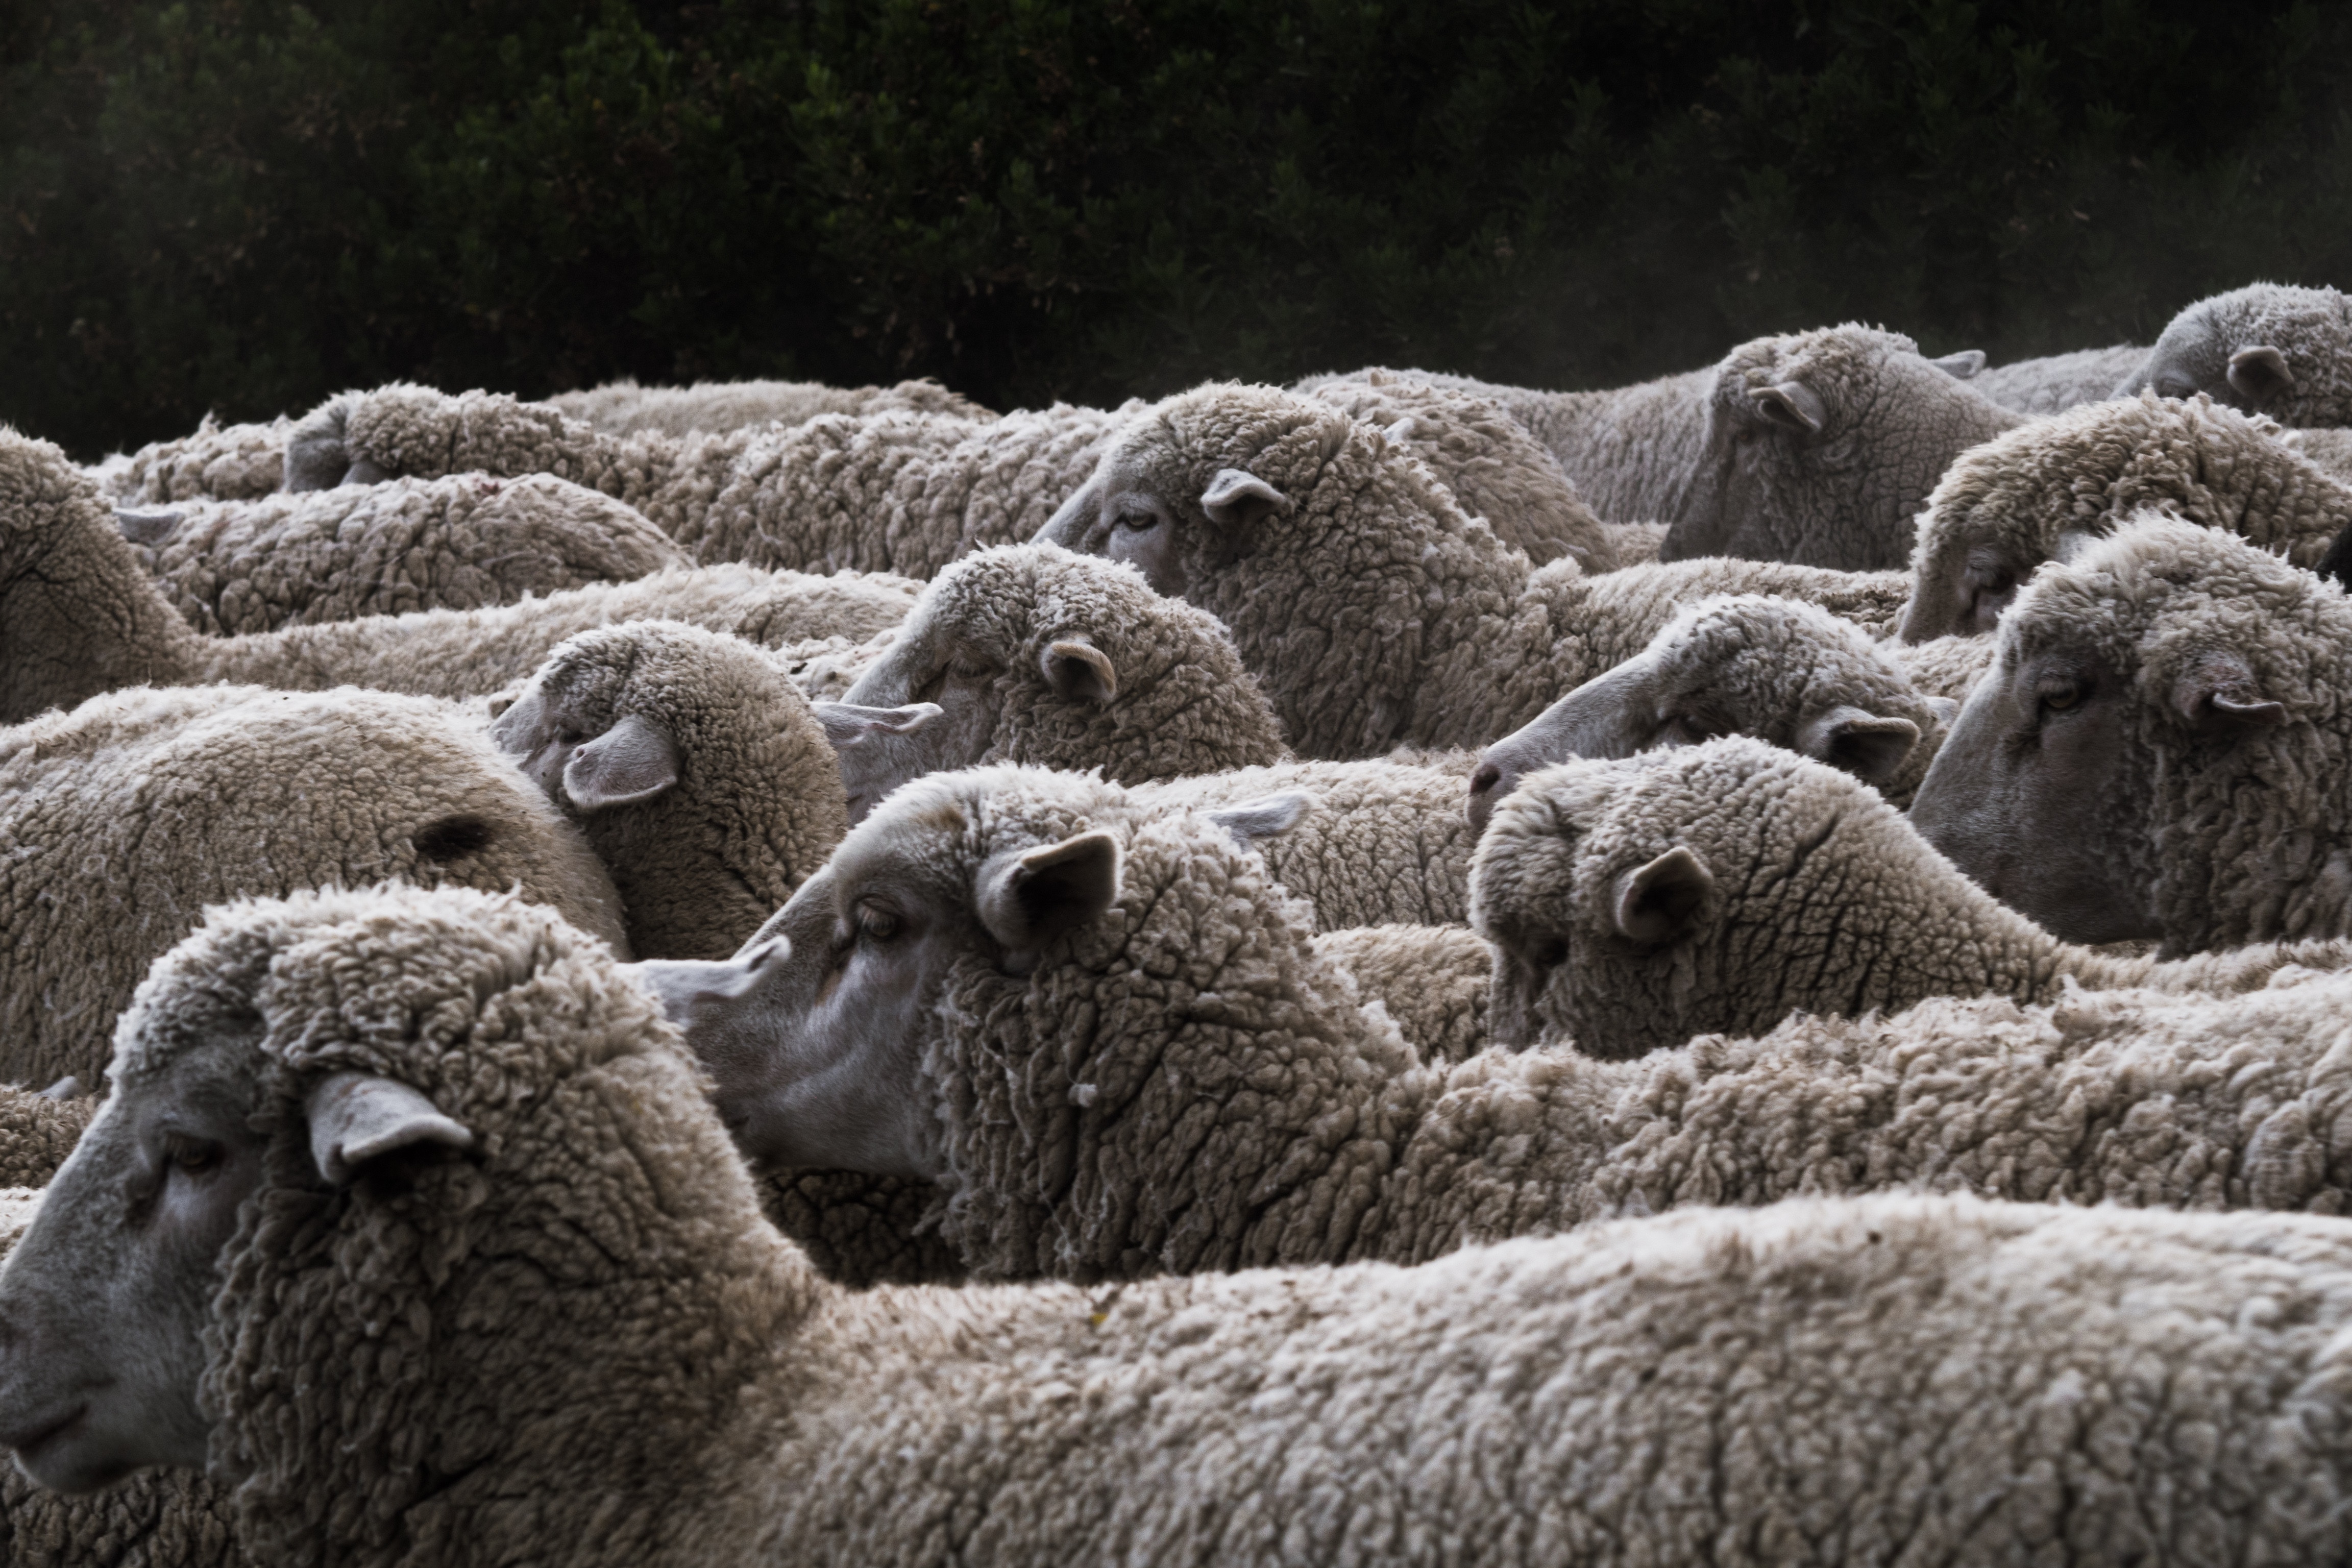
0,426 -> 916,724
2118,281 -> 2352,426
13,882 -> 2352,1567
1034,382 -> 1909,758
1466,595 -> 1972,829
1912,514 -> 2352,954
1470,736 -> 2352,1058
1899,390 -> 2352,641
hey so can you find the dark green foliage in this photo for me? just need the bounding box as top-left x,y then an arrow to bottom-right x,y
3,0 -> 2348,457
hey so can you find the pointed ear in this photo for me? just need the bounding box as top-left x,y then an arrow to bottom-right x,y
2226,346 -> 2293,405
1749,381 -> 1826,435
976,830 -> 1122,954
2172,652 -> 2288,733
1611,847 -> 1713,946
1205,790 -> 1314,847
307,1072 -> 474,1185
114,506 -> 184,545
1041,637 -> 1119,705
1796,705 -> 1921,784
813,701 -> 940,752
562,713 -> 681,812
1200,468 -> 1289,529
1928,349 -> 1986,380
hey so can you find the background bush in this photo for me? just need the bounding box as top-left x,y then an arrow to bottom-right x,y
5,0 -> 2349,457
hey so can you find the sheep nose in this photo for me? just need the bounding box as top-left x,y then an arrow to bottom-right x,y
1465,762 -> 1507,833
1469,763 -> 1501,798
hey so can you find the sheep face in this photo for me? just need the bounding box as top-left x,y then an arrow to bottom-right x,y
2118,284 -> 2351,422
0,1016 -> 268,1491
1663,328 -> 2016,572
1468,596 -> 1931,832
1910,516 -> 2329,951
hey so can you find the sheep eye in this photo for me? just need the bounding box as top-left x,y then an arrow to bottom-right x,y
855,904 -> 902,942
167,1138 -> 223,1176
2039,684 -> 2082,714
2156,375 -> 2196,399
1114,511 -> 1158,533
1659,714 -> 1716,746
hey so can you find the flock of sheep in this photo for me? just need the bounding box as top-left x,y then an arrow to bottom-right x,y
4,280 -> 2352,1564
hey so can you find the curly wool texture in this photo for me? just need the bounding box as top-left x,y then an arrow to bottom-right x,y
547,374 -> 989,437
1976,517 -> 2352,952
497,623 -> 849,962
1298,363 -> 1716,525
325,383 -> 1119,578
1470,737 -> 2352,1060
838,543 -> 1288,782
1970,343 -> 2146,415
0,1089 -> 92,1187
1311,924 -> 1492,1063
88,415 -> 289,506
0,1192 -> 244,1568
1044,384 -> 1909,758
1663,324 -> 2025,570
2123,282 -> 2352,426
47,885 -> 2352,1565
0,682 -> 628,1088
130,474 -> 686,636
1133,752 -> 1483,929
1901,391 -> 2352,641
0,426 -> 918,723
1303,373 -> 1616,568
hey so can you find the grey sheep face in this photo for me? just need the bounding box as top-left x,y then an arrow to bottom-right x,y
2119,284 -> 2352,423
1910,516 -> 2315,952
0,1022 -> 266,1492
1662,327 -> 2018,571
1036,423 -> 1289,599
1467,595 -> 1940,832
492,682 -> 682,813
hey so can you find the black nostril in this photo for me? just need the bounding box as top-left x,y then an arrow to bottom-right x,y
1469,764 -> 1501,797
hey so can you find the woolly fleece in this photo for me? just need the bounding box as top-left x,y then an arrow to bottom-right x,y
129,473 -> 686,636
88,415 -> 289,506
0,425 -> 917,722
31,882 -> 2352,1564
1970,343 -> 2146,415
0,681 -> 628,1088
547,374 -> 988,437
0,1089 -> 91,1188
1900,390 -> 2352,641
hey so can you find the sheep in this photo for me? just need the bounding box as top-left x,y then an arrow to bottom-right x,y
488,622 -> 852,962
0,1085 -> 92,1189
653,762 -> 2352,1297
1912,515 -> 2352,954
121,473 -> 688,636
14,882 -> 2352,1566
827,543 -> 1287,818
290,382 -> 1122,578
1466,595 -> 1970,831
1659,324 -> 2026,569
88,414 -> 289,506
1968,342 -> 2147,415
2118,281 -> 2352,426
0,426 -> 918,724
1471,735 -> 2352,1059
547,374 -> 990,437
1898,391 -> 2352,641
1300,372 -> 1621,568
1311,924 -> 1493,1063
0,681 -> 629,1091
1034,381 -> 1911,758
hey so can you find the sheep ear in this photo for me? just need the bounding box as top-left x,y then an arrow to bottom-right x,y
2172,654 -> 2288,733
1797,705 -> 1920,785
1200,468 -> 1288,529
114,506 -> 184,545
1928,349 -> 1987,380
2227,346 -> 2293,405
1611,847 -> 1713,946
307,1072 -> 474,1185
562,713 -> 680,812
1041,637 -> 1119,705
1206,790 -> 1314,847
813,701 -> 940,752
977,831 -> 1122,955
1749,381 -> 1826,435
